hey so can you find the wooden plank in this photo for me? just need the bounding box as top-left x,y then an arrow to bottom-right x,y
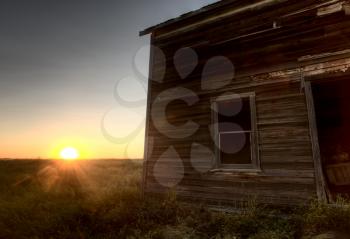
142,33 -> 155,196
145,186 -> 315,206
146,182 -> 315,199
304,81 -> 329,202
146,173 -> 316,185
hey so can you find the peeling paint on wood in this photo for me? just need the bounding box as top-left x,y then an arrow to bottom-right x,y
317,2 -> 344,16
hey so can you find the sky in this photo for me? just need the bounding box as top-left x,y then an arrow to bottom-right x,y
0,0 -> 218,159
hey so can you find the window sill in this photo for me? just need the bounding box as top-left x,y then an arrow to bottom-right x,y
209,168 -> 262,174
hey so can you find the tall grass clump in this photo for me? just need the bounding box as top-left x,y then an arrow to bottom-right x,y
303,197 -> 350,236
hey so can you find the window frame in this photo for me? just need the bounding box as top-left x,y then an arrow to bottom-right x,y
211,92 -> 260,171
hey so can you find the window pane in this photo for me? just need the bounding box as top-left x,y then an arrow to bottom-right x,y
215,95 -> 254,166
217,97 -> 251,131
219,132 -> 252,164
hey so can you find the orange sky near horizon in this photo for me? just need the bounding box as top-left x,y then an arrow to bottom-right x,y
0,104 -> 146,160
0,126 -> 146,160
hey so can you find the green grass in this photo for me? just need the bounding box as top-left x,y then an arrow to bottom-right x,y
0,160 -> 349,239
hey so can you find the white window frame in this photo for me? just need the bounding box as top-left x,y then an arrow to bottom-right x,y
211,92 -> 260,171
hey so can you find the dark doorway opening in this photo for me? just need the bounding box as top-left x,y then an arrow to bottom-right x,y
312,78 -> 350,199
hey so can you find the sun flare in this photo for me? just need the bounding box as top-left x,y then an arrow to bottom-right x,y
60,147 -> 79,160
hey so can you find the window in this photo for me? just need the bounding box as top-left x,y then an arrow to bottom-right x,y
212,93 -> 259,170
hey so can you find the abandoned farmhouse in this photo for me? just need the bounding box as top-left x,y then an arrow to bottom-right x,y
141,0 -> 350,206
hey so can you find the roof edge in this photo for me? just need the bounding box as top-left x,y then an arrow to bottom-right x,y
139,0 -> 242,36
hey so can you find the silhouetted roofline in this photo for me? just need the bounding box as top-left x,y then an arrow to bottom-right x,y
139,0 -> 231,36
139,0 -> 281,36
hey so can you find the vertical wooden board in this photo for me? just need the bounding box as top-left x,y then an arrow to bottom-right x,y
304,81 -> 329,202
142,34 -> 155,196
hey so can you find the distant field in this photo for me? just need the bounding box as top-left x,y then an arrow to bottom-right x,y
0,159 -> 142,198
0,159 -> 350,239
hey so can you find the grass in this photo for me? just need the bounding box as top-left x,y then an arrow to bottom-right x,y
0,159 -> 349,239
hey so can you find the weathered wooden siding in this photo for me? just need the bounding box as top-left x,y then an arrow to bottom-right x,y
143,0 -> 350,206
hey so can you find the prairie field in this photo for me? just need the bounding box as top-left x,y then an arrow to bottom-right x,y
0,159 -> 349,239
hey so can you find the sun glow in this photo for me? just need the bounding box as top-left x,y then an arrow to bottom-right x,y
60,147 -> 79,160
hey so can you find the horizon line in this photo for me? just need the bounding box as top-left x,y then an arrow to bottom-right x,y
0,158 -> 144,161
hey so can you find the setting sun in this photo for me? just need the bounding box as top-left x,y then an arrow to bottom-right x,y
60,147 -> 79,160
